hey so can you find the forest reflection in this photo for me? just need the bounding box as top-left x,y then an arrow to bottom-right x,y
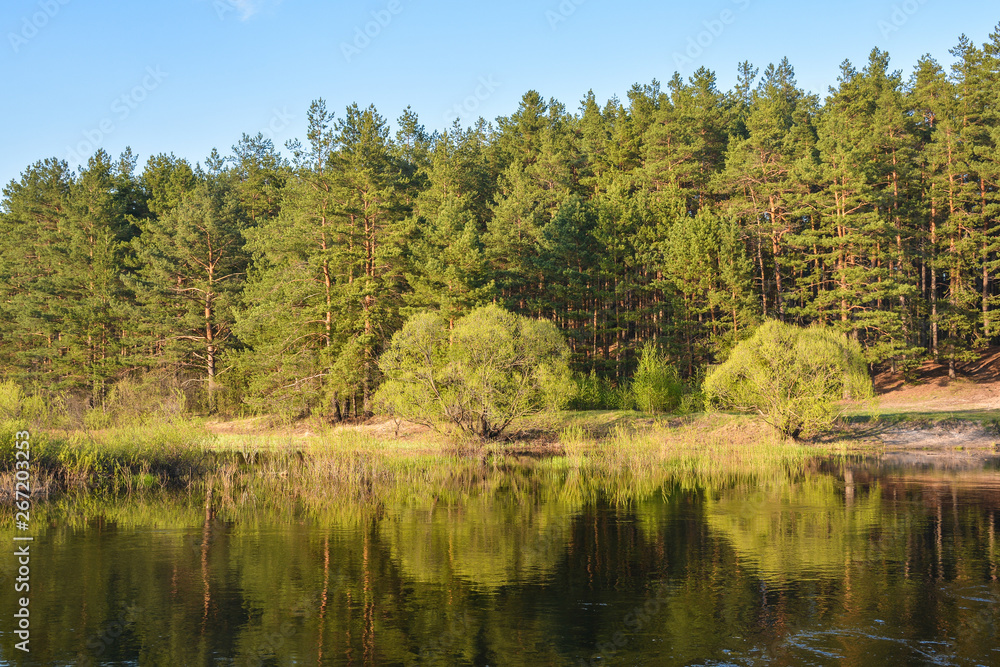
0,454 -> 997,666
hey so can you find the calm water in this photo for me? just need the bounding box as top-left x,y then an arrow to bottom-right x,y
1,453 -> 998,666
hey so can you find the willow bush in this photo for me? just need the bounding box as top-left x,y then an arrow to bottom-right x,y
703,321 -> 874,438
376,305 -> 573,439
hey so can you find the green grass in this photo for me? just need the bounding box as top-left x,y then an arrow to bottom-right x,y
0,407 -> 895,519
843,407 -> 1000,428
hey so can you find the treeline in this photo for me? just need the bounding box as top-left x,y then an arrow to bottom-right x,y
2,29 -> 1000,419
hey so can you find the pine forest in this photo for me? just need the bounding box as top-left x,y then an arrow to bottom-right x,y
4,31 -> 1000,420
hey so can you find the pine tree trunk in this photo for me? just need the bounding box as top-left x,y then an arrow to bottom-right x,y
982,179 -> 990,338
769,197 -> 784,320
930,190 -> 939,359
756,232 -> 768,317
321,231 -> 332,347
206,305 -> 216,413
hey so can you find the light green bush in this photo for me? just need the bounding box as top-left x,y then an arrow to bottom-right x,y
703,320 -> 874,438
0,380 -> 67,430
568,370 -> 625,410
630,342 -> 684,414
85,372 -> 189,428
568,348 -> 691,414
376,305 -> 573,439
0,381 -> 23,422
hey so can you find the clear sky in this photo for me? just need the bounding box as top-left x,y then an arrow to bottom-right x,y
1,0 -> 998,187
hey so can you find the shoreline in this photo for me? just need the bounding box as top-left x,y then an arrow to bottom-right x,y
3,411 -> 999,503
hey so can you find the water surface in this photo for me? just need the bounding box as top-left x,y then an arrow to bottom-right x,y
1,453 -> 998,666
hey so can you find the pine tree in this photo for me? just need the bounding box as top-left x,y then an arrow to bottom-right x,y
810,50 -> 921,364
130,173 -> 246,411
403,127 -> 494,325
909,55 -> 951,360
233,99 -> 348,417
721,58 -> 816,320
329,103 -> 417,414
0,152 -> 139,396
0,158 -> 75,388
645,68 -> 728,216
910,42 -> 985,376
978,24 -> 1000,338
404,193 -> 492,326
66,151 -> 140,397
141,153 -> 197,217
535,195 -> 602,367
229,133 -> 289,227
485,92 -> 582,317
656,209 -> 756,372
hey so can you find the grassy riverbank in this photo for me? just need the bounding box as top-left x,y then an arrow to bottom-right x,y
1,411 -> 854,506
8,346 -> 1000,505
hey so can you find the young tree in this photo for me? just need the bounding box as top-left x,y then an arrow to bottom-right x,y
376,305 -> 573,439
629,342 -> 683,414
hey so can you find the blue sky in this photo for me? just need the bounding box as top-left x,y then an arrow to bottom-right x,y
1,0 -> 997,187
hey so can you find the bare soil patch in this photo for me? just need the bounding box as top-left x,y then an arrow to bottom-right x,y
875,347 -> 1000,413
867,348 -> 1000,451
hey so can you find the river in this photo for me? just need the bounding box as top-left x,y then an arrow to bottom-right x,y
1,451 -> 998,665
